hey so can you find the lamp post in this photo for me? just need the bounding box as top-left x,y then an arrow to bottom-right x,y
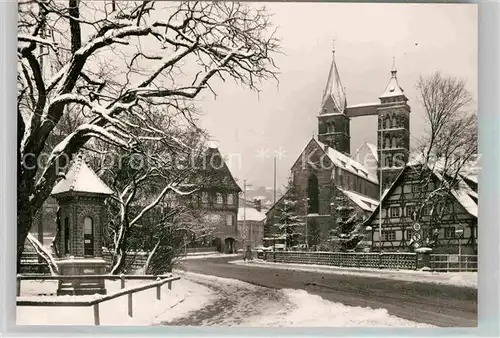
243,179 -> 252,251
455,225 -> 464,271
365,225 -> 373,246
304,197 -> 310,250
379,113 -> 384,253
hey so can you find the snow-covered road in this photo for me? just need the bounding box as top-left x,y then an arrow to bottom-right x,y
162,271 -> 433,327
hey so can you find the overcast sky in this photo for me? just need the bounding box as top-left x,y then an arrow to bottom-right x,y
196,3 -> 477,190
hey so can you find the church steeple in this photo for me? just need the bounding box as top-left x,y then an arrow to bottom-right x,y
320,43 -> 347,114
317,45 -> 351,155
379,58 -> 407,102
376,60 -> 411,189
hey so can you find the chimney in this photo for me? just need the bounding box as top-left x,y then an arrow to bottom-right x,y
253,198 -> 262,212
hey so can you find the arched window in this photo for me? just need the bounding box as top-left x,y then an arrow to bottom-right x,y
385,116 -> 391,129
392,137 -> 397,148
385,137 -> 391,148
216,193 -> 223,204
392,116 -> 397,128
227,194 -> 234,205
307,173 -> 319,214
84,217 -> 94,256
64,217 -> 70,255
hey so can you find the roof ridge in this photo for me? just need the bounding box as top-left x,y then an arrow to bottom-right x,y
69,153 -> 85,192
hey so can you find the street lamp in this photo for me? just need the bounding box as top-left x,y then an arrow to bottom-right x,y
303,197 -> 310,250
379,113 -> 384,253
455,225 -> 464,271
364,225 -> 373,252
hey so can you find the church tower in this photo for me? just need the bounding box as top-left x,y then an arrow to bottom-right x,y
377,61 -> 411,190
317,47 -> 350,155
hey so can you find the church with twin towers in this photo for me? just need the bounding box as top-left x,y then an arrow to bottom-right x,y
280,46 -> 412,237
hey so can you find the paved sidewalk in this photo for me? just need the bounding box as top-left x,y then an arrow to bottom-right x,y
229,259 -> 477,289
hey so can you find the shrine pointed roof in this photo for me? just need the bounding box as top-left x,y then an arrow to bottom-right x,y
51,154 -> 113,196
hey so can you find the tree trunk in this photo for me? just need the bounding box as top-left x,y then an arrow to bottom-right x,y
144,239 -> 161,275
110,223 -> 130,274
17,190 -> 35,271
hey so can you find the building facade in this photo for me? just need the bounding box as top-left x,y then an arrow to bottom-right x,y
363,163 -> 478,254
191,146 -> 242,253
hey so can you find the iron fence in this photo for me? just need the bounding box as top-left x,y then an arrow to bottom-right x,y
430,254 -> 478,272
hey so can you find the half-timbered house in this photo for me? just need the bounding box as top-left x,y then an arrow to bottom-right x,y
364,162 -> 478,254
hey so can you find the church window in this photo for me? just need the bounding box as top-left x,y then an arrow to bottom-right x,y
392,116 -> 397,128
385,137 -> 390,148
307,173 -> 320,214
392,137 -> 397,148
385,116 -> 391,129
384,156 -> 390,167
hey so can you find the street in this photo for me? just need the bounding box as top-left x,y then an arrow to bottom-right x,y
174,256 -> 477,327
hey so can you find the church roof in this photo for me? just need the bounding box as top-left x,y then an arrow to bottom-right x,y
315,139 -> 378,184
379,63 -> 406,100
353,142 -> 378,162
51,155 -> 113,196
320,48 -> 347,114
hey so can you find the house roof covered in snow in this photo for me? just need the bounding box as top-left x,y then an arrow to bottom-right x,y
51,155 -> 113,197
315,139 -> 378,184
337,188 -> 378,212
363,161 -> 478,225
238,207 -> 267,222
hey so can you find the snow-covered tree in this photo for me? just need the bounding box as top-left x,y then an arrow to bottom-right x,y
307,218 -> 321,251
326,193 -> 364,252
410,72 -> 478,249
273,187 -> 301,250
17,0 -> 279,267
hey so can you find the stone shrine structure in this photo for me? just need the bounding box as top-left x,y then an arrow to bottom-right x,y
51,154 -> 113,295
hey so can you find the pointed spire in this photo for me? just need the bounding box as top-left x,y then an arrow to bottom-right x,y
379,58 -> 406,100
391,57 -> 397,77
320,44 -> 347,114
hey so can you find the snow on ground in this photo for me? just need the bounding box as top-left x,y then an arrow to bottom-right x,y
17,277 -> 215,326
168,271 -> 432,327
230,259 -> 477,289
